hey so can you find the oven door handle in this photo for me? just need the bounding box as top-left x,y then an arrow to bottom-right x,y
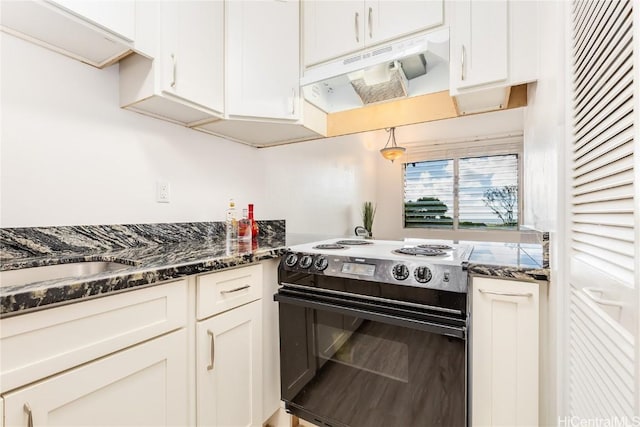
274,292 -> 465,339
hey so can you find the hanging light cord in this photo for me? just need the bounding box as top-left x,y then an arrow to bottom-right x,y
383,127 -> 397,149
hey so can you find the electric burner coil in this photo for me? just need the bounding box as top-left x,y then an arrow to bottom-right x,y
393,247 -> 447,257
417,244 -> 453,250
313,244 -> 347,250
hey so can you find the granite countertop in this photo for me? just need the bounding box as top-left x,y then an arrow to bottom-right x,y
465,237 -> 550,282
0,221 -> 286,317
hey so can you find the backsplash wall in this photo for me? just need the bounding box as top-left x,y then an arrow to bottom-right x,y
1,33 -> 377,238
0,34 -> 266,227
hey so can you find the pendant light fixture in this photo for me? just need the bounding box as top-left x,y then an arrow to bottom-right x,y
380,127 -> 406,162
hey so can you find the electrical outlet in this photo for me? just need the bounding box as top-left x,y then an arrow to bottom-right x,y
156,181 -> 170,203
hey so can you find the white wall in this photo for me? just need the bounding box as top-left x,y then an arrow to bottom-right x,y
0,34 -> 267,227
521,2 -> 567,425
260,132 -> 378,240
0,33 -> 377,235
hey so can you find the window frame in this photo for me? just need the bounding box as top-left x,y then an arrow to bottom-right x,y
401,136 -> 524,233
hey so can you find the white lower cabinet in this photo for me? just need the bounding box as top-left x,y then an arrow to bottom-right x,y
197,300 -> 263,427
471,277 -> 540,426
3,329 -> 188,427
0,264 -> 275,427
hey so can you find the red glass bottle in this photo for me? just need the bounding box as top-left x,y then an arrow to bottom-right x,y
248,204 -> 259,250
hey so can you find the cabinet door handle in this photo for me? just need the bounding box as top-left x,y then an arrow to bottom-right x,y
583,287 -> 624,308
170,53 -> 177,88
220,285 -> 250,294
355,12 -> 360,43
460,45 -> 465,81
291,88 -> 296,115
206,330 -> 215,371
368,7 -> 373,38
478,288 -> 533,298
24,403 -> 33,427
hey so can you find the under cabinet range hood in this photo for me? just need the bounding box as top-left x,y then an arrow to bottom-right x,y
301,28 -> 449,114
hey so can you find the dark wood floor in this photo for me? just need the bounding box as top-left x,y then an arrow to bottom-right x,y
293,320 -> 466,427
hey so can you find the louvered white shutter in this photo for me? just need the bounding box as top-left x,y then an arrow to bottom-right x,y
567,0 -> 638,421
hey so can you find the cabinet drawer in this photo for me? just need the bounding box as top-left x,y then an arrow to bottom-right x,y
0,279 -> 187,393
197,264 -> 262,320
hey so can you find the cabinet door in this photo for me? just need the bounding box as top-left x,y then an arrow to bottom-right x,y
365,0 -> 443,47
226,0 -> 299,120
3,330 -> 188,427
472,277 -> 539,426
161,1 -> 224,114
197,300 -> 263,427
450,0 -> 508,91
303,0 -> 363,66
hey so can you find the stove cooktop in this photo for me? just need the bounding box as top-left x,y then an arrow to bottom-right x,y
282,238 -> 472,293
293,238 -> 473,267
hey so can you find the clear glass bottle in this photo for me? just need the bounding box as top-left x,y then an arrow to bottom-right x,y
238,208 -> 252,244
225,199 -> 238,249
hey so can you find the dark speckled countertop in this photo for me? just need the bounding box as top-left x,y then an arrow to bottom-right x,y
465,233 -> 550,282
0,221 -> 286,317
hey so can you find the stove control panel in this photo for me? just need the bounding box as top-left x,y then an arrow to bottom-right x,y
280,251 -> 468,293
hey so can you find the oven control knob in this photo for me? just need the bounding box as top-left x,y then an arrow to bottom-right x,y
392,264 -> 410,280
299,255 -> 313,269
314,256 -> 329,271
284,253 -> 299,267
414,266 -> 433,283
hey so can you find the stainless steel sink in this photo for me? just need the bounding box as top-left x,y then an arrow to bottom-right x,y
0,261 -> 132,288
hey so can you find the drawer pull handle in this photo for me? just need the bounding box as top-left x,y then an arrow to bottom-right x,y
478,289 -> 533,298
24,403 -> 33,427
207,330 -> 215,371
368,7 -> 373,38
355,12 -> 360,43
220,285 -> 250,294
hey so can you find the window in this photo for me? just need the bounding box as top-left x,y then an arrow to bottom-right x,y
404,154 -> 519,230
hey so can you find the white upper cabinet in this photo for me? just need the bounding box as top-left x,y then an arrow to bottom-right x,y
365,0 -> 444,47
449,0 -> 538,114
193,0 -> 325,146
161,0 -> 224,114
303,1 -> 363,67
0,0 -> 135,68
226,0 -> 300,120
303,0 -> 443,67
119,1 -> 224,126
450,0 -> 508,91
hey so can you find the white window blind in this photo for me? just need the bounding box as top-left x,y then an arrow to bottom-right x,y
404,159 -> 454,228
459,154 -> 519,228
404,154 -> 519,230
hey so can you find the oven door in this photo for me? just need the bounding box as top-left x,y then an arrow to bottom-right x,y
275,286 -> 467,427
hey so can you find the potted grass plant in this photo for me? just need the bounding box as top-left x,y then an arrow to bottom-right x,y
361,201 -> 377,238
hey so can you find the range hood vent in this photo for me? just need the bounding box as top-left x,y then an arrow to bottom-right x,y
349,61 -> 409,105
302,28 -> 449,114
